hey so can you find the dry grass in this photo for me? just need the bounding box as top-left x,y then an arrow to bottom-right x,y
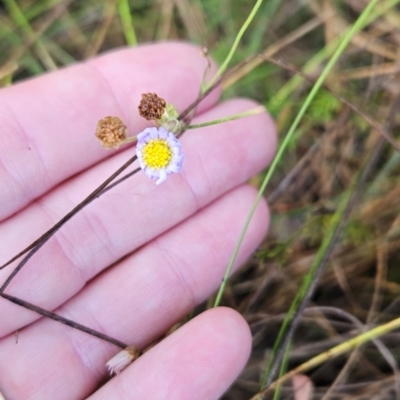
1,0 -> 400,399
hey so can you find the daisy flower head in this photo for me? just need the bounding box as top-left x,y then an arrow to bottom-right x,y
136,127 -> 184,185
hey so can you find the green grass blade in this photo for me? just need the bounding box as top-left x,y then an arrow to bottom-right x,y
3,0 -> 57,70
118,0 -> 137,46
272,341 -> 292,400
206,0 -> 264,90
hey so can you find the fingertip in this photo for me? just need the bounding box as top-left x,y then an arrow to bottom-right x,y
292,375 -> 314,400
90,307 -> 252,400
203,306 -> 253,370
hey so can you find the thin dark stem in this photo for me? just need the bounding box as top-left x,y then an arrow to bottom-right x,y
96,167 -> 141,195
0,157 -> 138,273
0,292 -> 127,348
0,155 -> 138,291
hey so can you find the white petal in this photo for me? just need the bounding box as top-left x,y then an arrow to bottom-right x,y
145,168 -> 156,179
138,159 -> 146,169
167,135 -> 181,147
156,169 -> 168,185
168,164 -> 181,173
152,170 -> 161,180
173,153 -> 184,162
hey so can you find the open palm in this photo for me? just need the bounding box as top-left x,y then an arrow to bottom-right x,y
0,42 -> 278,399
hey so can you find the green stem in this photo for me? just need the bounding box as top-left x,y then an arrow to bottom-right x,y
205,0 -> 264,91
118,0 -> 137,46
272,342 -> 292,400
187,106 -> 265,129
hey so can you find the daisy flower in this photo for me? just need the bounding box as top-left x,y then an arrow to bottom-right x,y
136,127 -> 184,185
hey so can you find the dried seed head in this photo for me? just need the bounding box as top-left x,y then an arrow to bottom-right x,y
95,116 -> 127,149
106,346 -> 141,375
138,93 -> 166,121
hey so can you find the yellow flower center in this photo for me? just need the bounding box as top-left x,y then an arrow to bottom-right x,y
142,139 -> 172,169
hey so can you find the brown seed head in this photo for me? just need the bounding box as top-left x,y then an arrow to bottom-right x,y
106,346 -> 141,375
95,116 -> 127,149
138,93 -> 166,120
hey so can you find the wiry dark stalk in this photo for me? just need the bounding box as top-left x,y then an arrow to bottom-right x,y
0,162 -> 142,348
0,155 -> 138,282
1,292 -> 128,348
0,168 -> 146,296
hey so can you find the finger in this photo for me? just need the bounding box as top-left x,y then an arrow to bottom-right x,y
0,184 -> 269,400
0,42 -> 219,220
292,375 -> 313,400
89,308 -> 252,400
0,98 -> 276,336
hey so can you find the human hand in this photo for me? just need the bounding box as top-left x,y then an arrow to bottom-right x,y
0,42 -> 277,399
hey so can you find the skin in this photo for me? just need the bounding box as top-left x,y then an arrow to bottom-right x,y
0,42 -> 307,399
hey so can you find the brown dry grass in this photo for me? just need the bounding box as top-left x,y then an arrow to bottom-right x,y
1,1 -> 400,399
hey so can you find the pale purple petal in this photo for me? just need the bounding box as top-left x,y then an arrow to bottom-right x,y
149,127 -> 159,139
158,127 -> 169,139
137,129 -> 151,141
